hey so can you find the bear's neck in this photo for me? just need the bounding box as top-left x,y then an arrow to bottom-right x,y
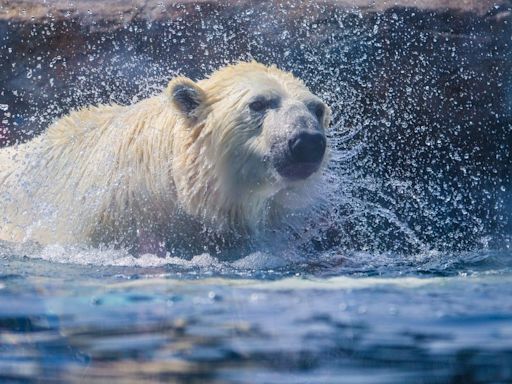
171,127 -> 278,235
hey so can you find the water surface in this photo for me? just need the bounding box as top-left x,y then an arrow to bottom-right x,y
1,245 -> 511,383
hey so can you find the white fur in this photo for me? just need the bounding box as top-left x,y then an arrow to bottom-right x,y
0,62 -> 330,249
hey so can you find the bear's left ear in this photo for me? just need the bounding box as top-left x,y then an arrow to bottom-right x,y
167,77 -> 206,120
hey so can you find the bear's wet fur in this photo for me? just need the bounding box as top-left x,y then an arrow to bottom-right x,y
0,62 -> 330,256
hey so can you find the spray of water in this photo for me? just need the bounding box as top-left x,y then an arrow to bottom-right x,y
0,2 -> 510,270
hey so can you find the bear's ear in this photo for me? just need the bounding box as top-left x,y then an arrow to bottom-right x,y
167,77 -> 206,120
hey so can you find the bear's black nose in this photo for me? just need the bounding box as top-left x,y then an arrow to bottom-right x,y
288,131 -> 326,164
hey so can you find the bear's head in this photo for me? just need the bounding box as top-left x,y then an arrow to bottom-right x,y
167,62 -> 331,234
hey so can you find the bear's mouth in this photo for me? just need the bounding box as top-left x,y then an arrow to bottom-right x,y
276,161 -> 321,181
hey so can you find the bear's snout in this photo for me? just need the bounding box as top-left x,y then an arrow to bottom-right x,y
289,131 -> 326,164
274,130 -> 326,181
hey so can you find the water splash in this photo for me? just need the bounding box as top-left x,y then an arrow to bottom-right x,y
0,2 -> 510,265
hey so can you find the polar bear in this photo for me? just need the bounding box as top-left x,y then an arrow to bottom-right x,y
0,62 -> 330,255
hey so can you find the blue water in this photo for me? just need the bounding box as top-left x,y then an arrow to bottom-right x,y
1,243 -> 512,383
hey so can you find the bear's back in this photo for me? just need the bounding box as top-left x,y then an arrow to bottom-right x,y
45,104 -> 124,147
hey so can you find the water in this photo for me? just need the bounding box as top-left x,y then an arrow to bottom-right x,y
1,244 -> 512,383
1,1 -> 512,382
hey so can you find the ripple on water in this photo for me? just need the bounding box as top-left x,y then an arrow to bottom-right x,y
1,241 -> 512,382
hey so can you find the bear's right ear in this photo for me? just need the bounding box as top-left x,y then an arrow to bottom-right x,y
167,77 -> 206,120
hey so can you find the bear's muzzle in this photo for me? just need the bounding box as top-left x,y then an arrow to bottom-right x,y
274,130 -> 326,181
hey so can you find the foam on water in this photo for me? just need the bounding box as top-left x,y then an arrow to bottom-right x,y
0,241 -> 291,271
1,239 -> 510,280
39,244 -> 217,268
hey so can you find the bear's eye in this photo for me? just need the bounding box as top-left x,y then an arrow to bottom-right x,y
249,99 -> 269,113
309,103 -> 325,121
